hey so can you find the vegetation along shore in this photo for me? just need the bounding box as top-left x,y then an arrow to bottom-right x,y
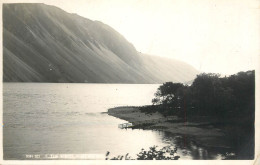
108,70 -> 255,160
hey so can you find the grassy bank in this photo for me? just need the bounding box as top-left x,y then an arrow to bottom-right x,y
108,106 -> 254,159
108,106 -> 229,148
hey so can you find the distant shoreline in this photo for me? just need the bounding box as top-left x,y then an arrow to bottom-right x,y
107,106 -> 230,149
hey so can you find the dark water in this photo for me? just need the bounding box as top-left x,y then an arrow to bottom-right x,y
3,83 -> 227,160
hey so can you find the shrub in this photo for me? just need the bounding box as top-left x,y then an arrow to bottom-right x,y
106,145 -> 180,160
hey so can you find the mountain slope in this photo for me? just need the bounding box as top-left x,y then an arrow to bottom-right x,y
3,3 -> 199,83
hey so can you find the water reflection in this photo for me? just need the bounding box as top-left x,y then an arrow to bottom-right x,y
156,131 -> 230,160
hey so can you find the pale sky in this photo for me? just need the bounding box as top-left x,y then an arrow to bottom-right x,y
3,0 -> 260,75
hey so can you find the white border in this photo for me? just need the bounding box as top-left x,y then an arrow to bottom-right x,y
0,0 -> 259,165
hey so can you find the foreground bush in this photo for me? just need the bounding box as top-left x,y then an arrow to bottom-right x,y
106,146 -> 180,160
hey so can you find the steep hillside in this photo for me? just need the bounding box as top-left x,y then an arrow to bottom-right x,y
3,3 -> 199,83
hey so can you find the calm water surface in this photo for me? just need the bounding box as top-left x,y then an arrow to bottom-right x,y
3,83 -> 224,160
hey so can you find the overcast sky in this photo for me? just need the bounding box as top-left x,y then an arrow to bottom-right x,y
4,0 -> 260,75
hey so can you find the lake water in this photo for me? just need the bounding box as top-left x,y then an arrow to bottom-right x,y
3,83 -> 224,160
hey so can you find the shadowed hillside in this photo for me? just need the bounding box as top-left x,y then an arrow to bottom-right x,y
3,3 -> 199,83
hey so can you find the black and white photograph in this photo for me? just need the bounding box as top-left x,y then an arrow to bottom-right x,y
1,0 -> 259,164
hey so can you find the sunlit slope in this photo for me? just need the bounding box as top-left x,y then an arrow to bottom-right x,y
3,3 -> 198,83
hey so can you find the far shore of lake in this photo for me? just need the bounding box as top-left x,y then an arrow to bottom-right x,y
107,106 -> 231,149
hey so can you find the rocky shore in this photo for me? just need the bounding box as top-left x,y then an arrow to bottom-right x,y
108,106 -> 231,149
